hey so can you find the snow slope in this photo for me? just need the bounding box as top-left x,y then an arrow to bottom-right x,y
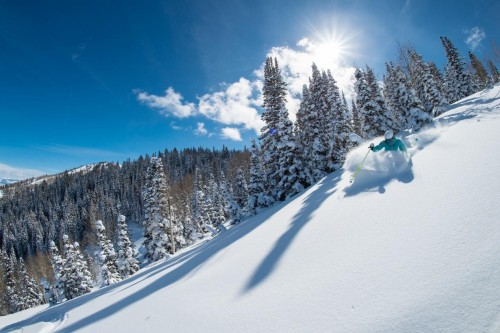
1,85 -> 500,332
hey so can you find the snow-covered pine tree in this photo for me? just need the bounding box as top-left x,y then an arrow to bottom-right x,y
18,257 -> 44,309
219,170 -> 242,224
1,247 -> 21,313
306,64 -> 330,179
260,57 -> 307,200
428,61 -> 446,97
116,215 -> 139,278
48,240 -> 66,303
95,220 -> 121,286
259,57 -> 283,202
191,167 -> 207,232
163,198 -> 186,254
181,201 -> 200,244
440,36 -> 474,103
392,66 -> 431,131
351,98 -> 361,139
206,173 -> 226,226
142,156 -> 171,261
409,50 -> 448,116
62,235 -> 93,300
247,139 -> 266,215
383,62 -> 398,124
326,70 -> 352,169
233,168 -> 249,210
488,59 -> 500,83
355,67 -> 393,139
469,51 -> 491,90
294,84 -> 315,185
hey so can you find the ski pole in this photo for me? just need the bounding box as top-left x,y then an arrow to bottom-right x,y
350,149 -> 371,183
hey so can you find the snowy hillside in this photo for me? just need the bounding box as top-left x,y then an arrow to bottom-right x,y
1,85 -> 500,332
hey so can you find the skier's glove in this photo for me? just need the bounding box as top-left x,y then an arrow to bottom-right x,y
369,143 -> 374,150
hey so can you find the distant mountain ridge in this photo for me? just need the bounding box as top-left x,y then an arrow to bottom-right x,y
0,178 -> 19,186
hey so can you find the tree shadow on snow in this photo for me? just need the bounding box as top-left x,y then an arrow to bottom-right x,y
1,197 -> 306,333
242,174 -> 342,293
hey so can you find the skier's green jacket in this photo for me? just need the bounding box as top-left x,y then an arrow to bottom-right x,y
371,137 -> 406,152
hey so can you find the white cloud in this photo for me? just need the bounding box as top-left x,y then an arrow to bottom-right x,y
0,162 -> 45,180
136,36 -> 357,134
170,121 -> 183,130
220,127 -> 242,141
136,87 -> 196,118
465,27 -> 486,50
195,122 -> 208,136
198,78 -> 264,134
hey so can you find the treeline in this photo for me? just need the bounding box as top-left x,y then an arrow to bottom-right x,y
0,35 -> 498,315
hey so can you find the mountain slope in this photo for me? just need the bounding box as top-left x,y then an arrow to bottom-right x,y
1,85 -> 499,333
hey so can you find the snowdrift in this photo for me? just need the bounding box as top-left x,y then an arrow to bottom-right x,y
1,85 -> 500,333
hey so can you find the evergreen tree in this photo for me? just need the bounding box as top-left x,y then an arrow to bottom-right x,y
428,61 -> 446,96
351,98 -> 361,138
306,65 -> 330,178
355,67 -> 393,139
326,70 -> 352,168
392,66 -> 431,131
116,215 -> 140,278
294,84 -> 315,184
191,167 -> 207,232
219,171 -> 242,224
410,50 -> 448,115
163,198 -> 186,254
18,257 -> 44,309
488,59 -> 500,83
1,247 -> 21,313
62,235 -> 93,300
95,220 -> 121,286
469,52 -> 490,90
260,57 -> 307,200
233,168 -> 249,209
440,36 -> 474,103
142,157 -> 170,261
247,139 -> 266,214
49,240 -> 66,303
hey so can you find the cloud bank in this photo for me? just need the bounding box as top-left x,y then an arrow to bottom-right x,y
136,37 -> 357,140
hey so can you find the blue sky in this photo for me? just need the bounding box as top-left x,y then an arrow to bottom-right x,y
0,0 -> 498,178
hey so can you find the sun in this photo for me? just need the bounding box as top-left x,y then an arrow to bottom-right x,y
304,19 -> 360,68
314,37 -> 347,65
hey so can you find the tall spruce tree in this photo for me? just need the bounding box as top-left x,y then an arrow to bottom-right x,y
1,247 -> 21,313
61,235 -> 93,300
326,70 -> 352,168
142,157 -> 171,261
247,139 -> 266,214
440,36 -> 474,103
18,257 -> 44,309
488,59 -> 500,83
409,50 -> 448,115
116,215 -> 140,278
469,52 -> 490,90
355,67 -> 393,139
49,240 -> 66,303
260,57 -> 307,200
393,66 -> 431,131
95,220 -> 121,286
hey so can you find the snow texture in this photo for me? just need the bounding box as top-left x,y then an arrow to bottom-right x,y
1,85 -> 499,333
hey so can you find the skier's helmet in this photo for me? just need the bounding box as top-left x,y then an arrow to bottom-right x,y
384,130 -> 394,140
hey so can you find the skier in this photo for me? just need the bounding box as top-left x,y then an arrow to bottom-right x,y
369,130 -> 406,152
